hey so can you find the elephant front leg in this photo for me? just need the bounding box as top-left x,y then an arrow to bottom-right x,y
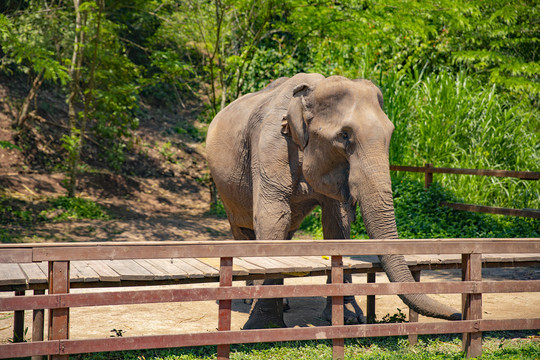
243,197 -> 292,329
243,279 -> 290,311
322,272 -> 365,324
320,199 -> 364,324
243,278 -> 286,329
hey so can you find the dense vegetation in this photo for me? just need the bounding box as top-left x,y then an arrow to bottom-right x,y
300,176 -> 540,239
1,1 -> 538,221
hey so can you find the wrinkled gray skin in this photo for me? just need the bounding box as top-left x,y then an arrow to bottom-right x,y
206,73 -> 461,329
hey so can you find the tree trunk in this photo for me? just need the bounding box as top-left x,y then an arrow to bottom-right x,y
66,0 -> 84,198
16,69 -> 45,128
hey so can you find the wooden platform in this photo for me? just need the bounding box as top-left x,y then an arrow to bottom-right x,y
1,253 -> 539,291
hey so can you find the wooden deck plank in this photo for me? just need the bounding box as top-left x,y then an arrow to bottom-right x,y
70,262 -> 85,283
71,261 -> 100,283
0,263 -> 26,286
404,255 -> 433,265
198,258 -> 249,276
144,259 -> 188,279
86,260 -> 121,282
105,260 -> 154,281
485,253 -> 540,263
169,259 -> 205,279
19,262 -> 47,284
240,257 -> 292,273
37,261 -> 48,276
432,254 -> 462,265
345,255 -> 382,269
269,257 -> 312,273
181,258 -> 219,277
300,256 -> 332,271
234,258 -> 267,274
133,259 -> 174,280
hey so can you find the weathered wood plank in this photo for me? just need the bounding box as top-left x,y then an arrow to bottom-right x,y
133,259 -> 174,280
218,257 -> 233,359
269,257 -> 312,273
182,258 -> 220,277
281,256 -> 331,273
25,239 -> 540,261
71,261 -> 100,283
345,255 -> 382,269
241,257 -> 291,273
300,256 -> 332,271
3,280 -> 539,312
86,260 -> 120,282
105,260 -> 154,281
0,249 -> 32,263
169,259 -> 205,279
69,262 -> 85,283
487,253 -> 539,262
19,262 -> 47,284
36,261 -> 48,275
144,259 -> 188,279
0,263 -> 26,286
198,258 -> 249,276
234,258 -> 267,274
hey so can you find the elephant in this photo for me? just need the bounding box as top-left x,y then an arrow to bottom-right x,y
206,73 -> 461,329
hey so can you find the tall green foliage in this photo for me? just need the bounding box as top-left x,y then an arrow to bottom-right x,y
380,70 -> 539,209
451,1 -> 540,102
1,0 -> 538,210
0,0 -> 143,195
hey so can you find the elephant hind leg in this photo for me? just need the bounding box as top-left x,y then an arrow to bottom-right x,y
231,225 -> 256,240
231,226 -> 258,305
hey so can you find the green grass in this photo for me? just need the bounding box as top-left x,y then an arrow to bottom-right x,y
0,196 -> 109,225
41,196 -> 110,222
0,195 -> 110,242
71,331 -> 540,359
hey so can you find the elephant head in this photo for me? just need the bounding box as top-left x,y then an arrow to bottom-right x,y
284,76 -> 461,321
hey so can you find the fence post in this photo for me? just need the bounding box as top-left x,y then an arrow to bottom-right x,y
408,270 -> 421,345
424,163 -> 433,189
48,261 -> 70,360
462,254 -> 482,358
218,257 -> 233,360
13,290 -> 25,343
366,272 -> 376,323
331,256 -> 344,360
32,289 -> 46,360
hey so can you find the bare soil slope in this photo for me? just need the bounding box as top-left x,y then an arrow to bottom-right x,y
0,76 -> 231,243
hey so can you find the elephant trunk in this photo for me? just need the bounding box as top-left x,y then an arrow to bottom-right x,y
350,152 -> 461,321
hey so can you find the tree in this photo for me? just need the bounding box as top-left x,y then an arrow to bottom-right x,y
0,1 -> 69,128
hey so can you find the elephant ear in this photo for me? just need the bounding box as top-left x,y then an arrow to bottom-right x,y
283,83 -> 314,150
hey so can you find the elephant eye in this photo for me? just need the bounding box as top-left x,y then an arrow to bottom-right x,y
339,129 -> 351,142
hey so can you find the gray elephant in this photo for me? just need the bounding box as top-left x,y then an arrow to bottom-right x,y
206,73 -> 461,329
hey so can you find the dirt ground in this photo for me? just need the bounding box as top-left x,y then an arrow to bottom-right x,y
1,266 -> 539,343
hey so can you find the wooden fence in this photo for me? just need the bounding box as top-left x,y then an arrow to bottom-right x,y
390,164 -> 540,218
1,239 -> 539,360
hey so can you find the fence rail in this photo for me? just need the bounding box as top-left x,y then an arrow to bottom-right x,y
390,165 -> 540,180
1,239 -> 540,360
390,164 -> 540,219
